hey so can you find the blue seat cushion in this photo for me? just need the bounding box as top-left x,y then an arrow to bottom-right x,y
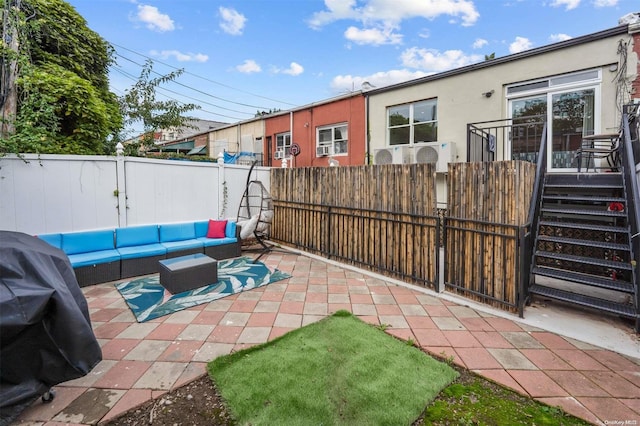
117,243 -> 166,260
160,239 -> 203,252
197,237 -> 237,247
116,225 -> 159,248
37,233 -> 63,249
159,223 -> 196,242
63,230 -> 115,255
68,249 -> 120,268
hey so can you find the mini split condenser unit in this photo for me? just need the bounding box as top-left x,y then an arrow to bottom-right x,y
373,142 -> 455,172
373,146 -> 413,165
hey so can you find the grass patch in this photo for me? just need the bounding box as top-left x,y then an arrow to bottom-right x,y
208,310 -> 458,425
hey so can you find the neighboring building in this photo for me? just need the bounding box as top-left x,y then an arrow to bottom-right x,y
151,119 -> 228,155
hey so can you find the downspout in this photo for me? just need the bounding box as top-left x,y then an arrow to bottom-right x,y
290,111 -> 294,167
365,93 -> 370,165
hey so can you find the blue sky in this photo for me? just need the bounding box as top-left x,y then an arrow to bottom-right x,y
66,0 -> 638,127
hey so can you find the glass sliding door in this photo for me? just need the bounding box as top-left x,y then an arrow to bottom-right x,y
510,95 -> 547,163
549,89 -> 595,170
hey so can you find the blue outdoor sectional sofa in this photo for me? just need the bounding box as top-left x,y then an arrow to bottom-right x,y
37,220 -> 241,287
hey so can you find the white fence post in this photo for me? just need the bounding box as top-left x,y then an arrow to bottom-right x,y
115,143 -> 128,227
218,152 -> 226,219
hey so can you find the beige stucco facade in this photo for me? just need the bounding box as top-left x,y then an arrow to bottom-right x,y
207,118 -> 265,157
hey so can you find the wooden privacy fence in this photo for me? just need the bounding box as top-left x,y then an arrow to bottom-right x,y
444,161 -> 535,312
270,161 -> 535,313
270,165 -> 440,288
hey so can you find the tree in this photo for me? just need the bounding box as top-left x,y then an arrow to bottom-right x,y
484,52 -> 495,61
0,0 -> 121,155
118,60 -> 200,155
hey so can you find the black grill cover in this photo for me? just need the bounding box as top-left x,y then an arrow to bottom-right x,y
0,231 -> 102,425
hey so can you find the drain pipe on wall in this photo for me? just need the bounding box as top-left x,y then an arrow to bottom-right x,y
365,94 -> 370,165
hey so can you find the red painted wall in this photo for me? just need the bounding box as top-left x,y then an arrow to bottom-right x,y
264,94 -> 366,167
632,31 -> 640,101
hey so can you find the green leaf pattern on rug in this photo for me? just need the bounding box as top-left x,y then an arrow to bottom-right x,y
116,256 -> 291,322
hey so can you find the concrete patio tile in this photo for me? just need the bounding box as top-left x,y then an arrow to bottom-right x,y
303,302 -> 328,315
545,370 -> 609,397
376,304 -> 402,315
52,388 -> 126,425
447,305 -> 480,318
455,347 -> 502,369
552,349 -> 609,371
368,284 -> 392,295
286,283 -> 308,292
247,312 -> 277,327
536,397 -> 602,426
328,293 -> 350,304
372,294 -> 396,304
162,310 -> 200,324
220,312 -> 250,326
308,283 -> 327,291
203,299 -> 233,311
100,388 -> 153,423
172,362 -> 208,389
487,349 -> 538,370
111,309 -> 137,323
238,327 -> 271,344
519,349 -> 573,370
236,290 -> 263,301
586,371 -> 640,398
578,397 -> 640,424
93,322 -> 131,339
423,305 -> 453,317
207,326 -> 242,344
100,338 -> 140,360
91,308 -> 127,322
358,315 -> 380,326
274,313 -> 303,328
473,369 -> 527,395
620,398 -> 640,415
529,332 -> 577,350
588,350 -> 640,372
405,315 -> 437,329
350,294 -> 373,304
191,311 -> 225,326
432,316 -> 465,331
423,347 -> 465,368
116,323 -> 159,340
283,291 -> 306,302
265,283 -> 289,293
399,304 -> 428,316
145,323 -> 187,340
459,317 -> 494,331
328,284 -> 349,293
93,360 -> 152,389
564,337 -> 601,351
500,332 -> 545,349
329,303 -> 351,314
442,330 -> 482,347
385,328 -> 416,343
254,301 -> 281,313
229,299 -> 258,312
306,292 -> 328,303
415,294 -> 443,305
394,294 -> 419,304
471,331 -> 514,349
378,315 -> 409,329
158,340 -> 204,362
178,324 -> 215,341
279,301 -> 304,314
483,317 -> 523,332
414,329 -> 450,347
517,323 -> 544,332
123,340 -> 172,362
133,362 -> 188,390
348,286 -> 371,294
193,343 -> 235,362
62,360 -> 118,388
302,315 -> 324,326
507,370 -> 569,398
16,386 -> 86,422
351,303 -> 376,316
269,327 -> 294,340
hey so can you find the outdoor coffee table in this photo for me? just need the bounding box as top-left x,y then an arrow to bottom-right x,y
158,253 -> 218,294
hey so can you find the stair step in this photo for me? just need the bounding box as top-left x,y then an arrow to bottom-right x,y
538,220 -> 628,234
541,207 -> 626,217
545,173 -> 622,187
536,235 -> 630,251
544,184 -> 623,190
529,284 -> 636,318
535,250 -> 632,270
542,195 -> 626,203
532,266 -> 634,293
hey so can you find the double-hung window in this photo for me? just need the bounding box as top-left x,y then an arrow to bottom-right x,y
388,99 -> 437,145
316,123 -> 348,156
276,132 -> 291,156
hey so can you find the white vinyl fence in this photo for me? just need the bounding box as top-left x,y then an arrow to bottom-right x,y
0,154 -> 270,235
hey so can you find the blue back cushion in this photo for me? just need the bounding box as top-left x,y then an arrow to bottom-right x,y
225,221 -> 237,238
62,229 -> 115,255
116,225 -> 159,248
37,233 -> 63,249
159,222 -> 196,242
194,221 -> 208,238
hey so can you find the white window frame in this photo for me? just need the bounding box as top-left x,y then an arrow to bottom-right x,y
276,132 -> 291,156
387,98 -> 437,146
316,123 -> 348,156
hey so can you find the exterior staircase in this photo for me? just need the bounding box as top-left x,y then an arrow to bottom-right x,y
528,172 -> 638,328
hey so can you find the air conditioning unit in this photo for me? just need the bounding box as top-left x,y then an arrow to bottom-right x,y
373,146 -> 413,165
414,142 -> 455,173
316,145 -> 332,157
274,150 -> 285,160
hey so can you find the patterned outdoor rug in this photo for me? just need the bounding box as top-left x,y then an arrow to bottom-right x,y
116,256 -> 291,322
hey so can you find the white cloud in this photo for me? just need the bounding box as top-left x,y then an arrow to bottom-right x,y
309,0 -> 479,30
330,69 -> 429,92
472,38 -> 488,49
236,59 -> 261,74
135,5 -> 175,32
549,33 -> 572,42
282,62 -> 305,76
400,47 -> 482,72
150,50 -> 209,63
344,26 -> 402,45
549,0 -> 581,10
418,29 -> 430,39
593,0 -> 617,6
509,36 -> 533,53
219,6 -> 246,35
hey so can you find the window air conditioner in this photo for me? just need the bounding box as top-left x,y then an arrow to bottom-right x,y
414,142 -> 456,173
274,150 -> 285,160
373,146 -> 413,165
316,146 -> 332,157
